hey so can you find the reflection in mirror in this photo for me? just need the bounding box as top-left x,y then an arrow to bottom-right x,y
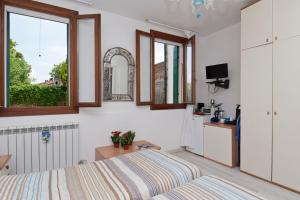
154,41 -> 183,104
186,40 -> 192,103
111,55 -> 129,95
103,47 -> 135,101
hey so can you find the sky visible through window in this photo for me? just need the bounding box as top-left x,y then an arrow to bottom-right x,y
155,42 -> 165,64
9,13 -> 68,84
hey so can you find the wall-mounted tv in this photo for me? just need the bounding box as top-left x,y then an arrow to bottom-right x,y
206,63 -> 228,79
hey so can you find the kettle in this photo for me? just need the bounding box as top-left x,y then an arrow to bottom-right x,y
219,110 -> 225,119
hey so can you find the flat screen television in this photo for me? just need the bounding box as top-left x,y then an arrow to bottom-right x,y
206,63 -> 228,79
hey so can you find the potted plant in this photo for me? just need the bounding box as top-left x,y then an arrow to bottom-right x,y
126,131 -> 136,145
111,131 -> 121,148
120,134 -> 130,150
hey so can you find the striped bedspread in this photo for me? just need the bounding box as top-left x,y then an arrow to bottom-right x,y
151,176 -> 266,200
0,150 -> 201,200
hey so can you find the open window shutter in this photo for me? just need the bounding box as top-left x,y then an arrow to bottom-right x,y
184,35 -> 196,104
136,30 -> 152,105
77,14 -> 101,107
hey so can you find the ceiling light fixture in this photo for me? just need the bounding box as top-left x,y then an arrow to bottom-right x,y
145,19 -> 199,37
167,0 -> 229,20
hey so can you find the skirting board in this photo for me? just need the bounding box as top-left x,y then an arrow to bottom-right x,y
241,170 -> 300,195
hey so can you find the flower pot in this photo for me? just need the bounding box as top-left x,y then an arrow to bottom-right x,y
123,145 -> 130,150
113,143 -> 120,148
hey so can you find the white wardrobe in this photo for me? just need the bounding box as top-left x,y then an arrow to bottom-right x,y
241,0 -> 300,192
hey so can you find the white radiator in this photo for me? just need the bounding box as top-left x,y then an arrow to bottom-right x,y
0,123 -> 79,175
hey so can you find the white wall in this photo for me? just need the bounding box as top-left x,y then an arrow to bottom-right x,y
0,0 -> 187,162
196,23 -> 241,117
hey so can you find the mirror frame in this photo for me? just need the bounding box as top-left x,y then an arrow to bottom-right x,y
103,47 -> 135,101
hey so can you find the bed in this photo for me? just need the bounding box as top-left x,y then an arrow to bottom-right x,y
151,175 -> 266,200
0,149 -> 201,200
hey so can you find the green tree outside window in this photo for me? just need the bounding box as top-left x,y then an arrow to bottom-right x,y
8,39 -> 68,107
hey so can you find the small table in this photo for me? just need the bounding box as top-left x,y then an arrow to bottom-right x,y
0,155 -> 11,176
95,140 -> 161,161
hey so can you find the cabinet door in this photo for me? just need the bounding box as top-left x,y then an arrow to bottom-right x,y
191,116 -> 204,156
274,0 -> 300,41
204,126 -> 233,167
240,44 -> 273,181
241,0 -> 272,50
273,36 -> 300,191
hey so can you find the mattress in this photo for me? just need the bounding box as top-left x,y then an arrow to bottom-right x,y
0,149 -> 201,200
151,176 -> 266,200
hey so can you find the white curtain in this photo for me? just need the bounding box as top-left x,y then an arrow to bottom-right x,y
180,105 -> 194,147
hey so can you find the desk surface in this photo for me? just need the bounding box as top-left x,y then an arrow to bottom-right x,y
204,122 -> 236,130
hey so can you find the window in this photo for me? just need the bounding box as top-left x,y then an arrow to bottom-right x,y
77,14 -> 101,107
136,30 -> 152,105
7,11 -> 69,108
184,36 -> 195,104
136,29 -> 195,109
154,41 -> 183,104
150,30 -> 195,110
0,2 -> 77,117
0,0 -> 101,116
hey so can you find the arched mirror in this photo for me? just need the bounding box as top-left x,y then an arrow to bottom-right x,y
103,47 -> 135,101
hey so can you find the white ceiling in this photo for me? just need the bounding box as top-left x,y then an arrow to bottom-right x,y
74,0 -> 256,36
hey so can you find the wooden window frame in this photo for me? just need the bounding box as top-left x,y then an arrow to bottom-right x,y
183,35 -> 196,104
77,14 -> 101,107
136,30 -> 152,106
0,0 -> 79,117
150,29 -> 192,110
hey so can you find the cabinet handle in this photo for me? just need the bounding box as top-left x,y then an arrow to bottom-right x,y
267,111 -> 270,115
274,112 -> 278,116
5,165 -> 9,170
266,38 -> 269,43
275,36 -> 278,40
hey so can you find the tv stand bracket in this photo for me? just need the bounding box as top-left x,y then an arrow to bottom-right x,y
206,79 -> 230,89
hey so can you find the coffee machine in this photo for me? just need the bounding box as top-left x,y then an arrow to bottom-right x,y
209,99 -> 223,122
